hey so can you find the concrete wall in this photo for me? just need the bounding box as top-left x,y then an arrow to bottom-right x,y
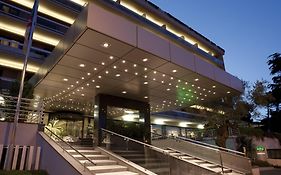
0,122 -> 40,146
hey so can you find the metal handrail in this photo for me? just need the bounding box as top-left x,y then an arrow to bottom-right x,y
44,127 -> 96,166
152,132 -> 245,156
101,128 -> 167,154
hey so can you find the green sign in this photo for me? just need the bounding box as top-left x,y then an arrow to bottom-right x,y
256,145 -> 265,152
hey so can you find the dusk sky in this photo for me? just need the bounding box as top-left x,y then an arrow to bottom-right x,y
150,0 -> 281,85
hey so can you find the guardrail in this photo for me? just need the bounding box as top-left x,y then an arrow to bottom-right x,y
101,128 -> 221,175
151,132 -> 252,174
0,94 -> 44,124
0,37 -> 51,59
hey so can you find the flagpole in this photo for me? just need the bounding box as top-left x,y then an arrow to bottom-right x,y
5,0 -> 39,170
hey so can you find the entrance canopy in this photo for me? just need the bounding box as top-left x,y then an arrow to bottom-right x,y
30,2 -> 242,114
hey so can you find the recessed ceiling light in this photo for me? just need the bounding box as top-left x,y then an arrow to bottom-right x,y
96,85 -> 100,88
170,77 -> 174,80
81,94 -> 84,96
122,91 -> 127,94
94,68 -> 97,71
81,77 -> 85,79
98,76 -> 102,79
105,71 -> 109,74
92,79 -> 95,82
101,42 -> 110,48
113,66 -> 117,69
63,78 -> 68,81
86,83 -> 90,86
162,74 -> 165,77
172,69 -> 177,73
195,78 -> 199,81
144,67 -> 148,71
192,84 -> 195,87
124,69 -> 128,72
144,75 -> 147,78
71,85 -> 74,87
67,87 -> 70,90
116,74 -> 120,77
135,72 -> 138,75
153,78 -> 156,81
213,92 -> 216,94
76,81 -> 79,84
166,88 -> 170,91
144,96 -> 148,99
227,91 -> 231,94
153,71 -> 157,74
122,60 -> 126,63
79,64 -> 85,67
109,56 -> 114,59
87,72 -> 91,76
101,62 -> 105,66
142,58 -> 148,62
144,81 -> 148,84
212,85 -> 216,88
161,80 -> 164,84
133,64 -> 137,67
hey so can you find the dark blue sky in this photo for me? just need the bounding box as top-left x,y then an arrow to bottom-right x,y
150,0 -> 281,84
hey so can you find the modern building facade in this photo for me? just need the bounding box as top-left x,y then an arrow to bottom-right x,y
0,0 -> 243,144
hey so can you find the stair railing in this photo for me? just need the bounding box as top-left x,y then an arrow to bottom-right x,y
44,127 -> 96,168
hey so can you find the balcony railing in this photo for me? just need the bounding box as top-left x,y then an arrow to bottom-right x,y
0,94 -> 44,124
0,37 -> 51,60
0,0 -> 69,35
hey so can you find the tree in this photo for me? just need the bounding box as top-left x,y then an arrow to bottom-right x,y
267,53 -> 281,111
203,82 -> 253,148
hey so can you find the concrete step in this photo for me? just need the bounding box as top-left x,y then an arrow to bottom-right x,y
87,165 -> 128,173
79,159 -> 117,166
73,154 -> 109,160
67,149 -> 101,155
96,171 -> 138,175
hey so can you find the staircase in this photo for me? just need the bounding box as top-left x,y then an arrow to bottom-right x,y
113,150 -> 169,175
65,146 -> 139,175
163,148 -> 243,175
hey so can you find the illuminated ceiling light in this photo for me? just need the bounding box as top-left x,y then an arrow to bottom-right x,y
194,78 -> 199,81
76,81 -> 79,84
197,124 -> 204,129
87,72 -> 91,76
92,79 -> 95,82
144,67 -> 148,71
96,85 -> 100,89
144,81 -> 148,85
122,60 -> 126,63
135,72 -> 138,75
67,87 -> 70,90
166,88 -> 170,91
162,74 -> 166,77
98,76 -> 102,79
109,56 -> 114,60
153,78 -> 156,81
144,75 -> 148,78
115,74 -> 120,77
101,62 -> 105,66
213,92 -> 216,94
124,69 -> 128,72
81,94 -> 85,96
197,86 -> 200,89
81,77 -> 84,80
203,88 -> 206,91
185,82 -> 188,85
105,71 -> 109,74
101,42 -> 110,48
172,69 -> 177,73
170,77 -> 174,80
113,66 -> 117,69
178,79 -> 181,82
192,84 -> 195,87
122,91 -> 127,94
212,85 -> 216,88
142,58 -> 148,62
161,80 -> 164,84
71,85 -> 74,87
86,83 -> 90,86
79,64 -> 85,67
144,96 -> 148,99
227,91 -> 231,94
153,71 -> 157,74
63,78 -> 68,82
94,67 -> 97,71
133,64 -> 137,67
